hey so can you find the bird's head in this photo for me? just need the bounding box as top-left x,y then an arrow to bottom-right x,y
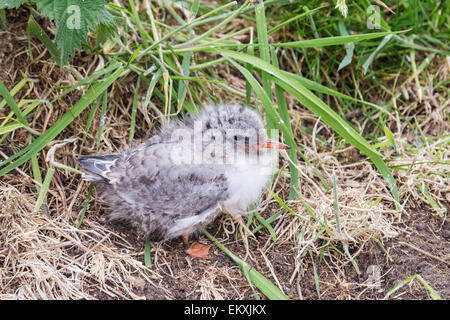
197,104 -> 290,164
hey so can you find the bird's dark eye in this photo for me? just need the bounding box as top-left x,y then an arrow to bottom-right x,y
233,135 -> 250,144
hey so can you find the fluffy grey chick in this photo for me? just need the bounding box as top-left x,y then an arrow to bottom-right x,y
78,104 -> 289,257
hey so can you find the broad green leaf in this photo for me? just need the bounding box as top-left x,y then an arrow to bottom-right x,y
34,0 -> 116,65
95,20 -> 118,46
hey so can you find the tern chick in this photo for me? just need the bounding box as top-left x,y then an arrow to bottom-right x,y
78,104 -> 289,257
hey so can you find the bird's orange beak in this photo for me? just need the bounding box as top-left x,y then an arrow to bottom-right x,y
257,139 -> 290,149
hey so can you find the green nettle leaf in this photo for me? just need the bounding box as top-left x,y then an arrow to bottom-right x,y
33,0 -> 62,20
0,0 -> 26,8
95,21 -> 117,45
34,0 -> 116,65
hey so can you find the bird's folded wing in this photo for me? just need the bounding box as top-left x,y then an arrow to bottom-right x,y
102,143 -> 229,220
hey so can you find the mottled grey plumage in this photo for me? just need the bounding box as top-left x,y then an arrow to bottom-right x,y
78,104 -> 282,241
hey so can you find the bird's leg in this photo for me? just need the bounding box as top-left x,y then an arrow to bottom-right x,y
182,234 -> 190,250
181,233 -> 213,258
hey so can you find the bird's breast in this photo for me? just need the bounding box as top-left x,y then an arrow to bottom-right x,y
222,154 -> 276,216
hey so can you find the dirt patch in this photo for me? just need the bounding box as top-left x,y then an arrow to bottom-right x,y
308,207 -> 449,300
382,209 -> 449,299
88,204 -> 449,300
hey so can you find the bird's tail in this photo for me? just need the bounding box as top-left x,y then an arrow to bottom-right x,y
78,154 -> 121,183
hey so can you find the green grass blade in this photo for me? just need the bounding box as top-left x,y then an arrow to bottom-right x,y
127,45 -> 142,67
173,0 -> 250,49
128,0 -> 152,45
273,30 -> 406,48
361,35 -> 393,75
137,0 -> 240,58
272,193 -> 303,220
27,16 -> 62,66
267,7 -> 324,35
298,196 -> 327,229
0,79 -> 28,127
33,165 -> 54,213
384,274 -> 441,300
77,183 -> 93,228
30,144 -> 42,194
129,77 -> 141,142
0,122 -> 22,135
0,8 -> 5,29
417,184 -> 445,217
177,52 -> 193,112
271,46 -> 298,199
308,248 -> 321,298
0,76 -> 27,111
245,29 -> 255,106
216,49 -> 399,206
252,209 -> 283,234
144,235 -> 152,268
52,62 -> 122,103
284,72 -> 394,118
79,99 -> 100,155
0,64 -> 126,177
227,57 -> 329,190
255,1 -> 273,106
337,21 -> 355,71
254,212 -> 277,243
383,124 -> 397,150
96,90 -> 109,153
204,230 -> 289,300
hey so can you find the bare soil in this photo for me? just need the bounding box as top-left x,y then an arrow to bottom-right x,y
101,206 -> 448,300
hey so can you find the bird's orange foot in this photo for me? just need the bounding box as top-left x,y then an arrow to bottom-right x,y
182,234 -> 212,258
184,242 -> 213,258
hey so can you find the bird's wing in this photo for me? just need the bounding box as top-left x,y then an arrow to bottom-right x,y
99,142 -> 229,239
77,134 -> 163,183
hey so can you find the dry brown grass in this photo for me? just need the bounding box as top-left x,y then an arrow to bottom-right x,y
0,181 -> 173,299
